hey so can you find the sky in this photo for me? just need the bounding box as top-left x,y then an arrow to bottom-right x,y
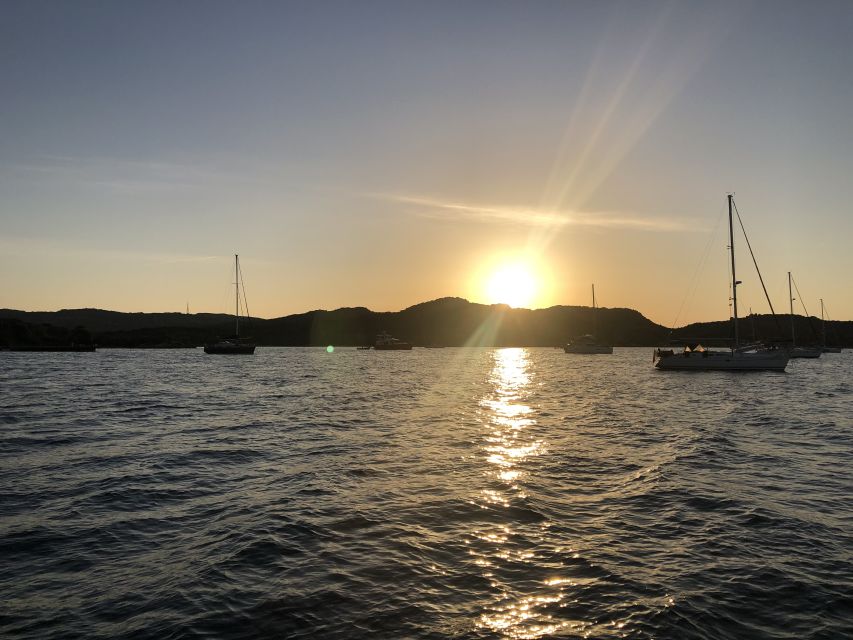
2,0 -> 852,325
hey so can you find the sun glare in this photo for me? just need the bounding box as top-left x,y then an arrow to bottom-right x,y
484,262 -> 538,308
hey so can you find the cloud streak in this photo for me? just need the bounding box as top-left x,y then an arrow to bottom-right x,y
374,193 -> 692,232
2,154 -> 280,194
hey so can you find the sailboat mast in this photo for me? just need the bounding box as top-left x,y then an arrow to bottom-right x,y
788,271 -> 795,347
235,254 -> 240,338
728,194 -> 739,349
592,284 -> 597,336
821,298 -> 826,348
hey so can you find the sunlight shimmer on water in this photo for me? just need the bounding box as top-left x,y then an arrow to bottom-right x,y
473,348 -> 568,639
2,348 -> 851,639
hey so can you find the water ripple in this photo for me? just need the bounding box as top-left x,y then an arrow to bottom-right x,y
0,348 -> 851,639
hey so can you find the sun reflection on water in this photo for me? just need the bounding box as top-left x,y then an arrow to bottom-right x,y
471,348 -> 568,639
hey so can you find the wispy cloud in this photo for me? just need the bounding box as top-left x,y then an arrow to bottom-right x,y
3,154 -> 276,194
372,193 -> 691,232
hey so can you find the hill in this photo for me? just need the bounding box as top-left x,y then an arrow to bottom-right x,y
1,299 -> 850,348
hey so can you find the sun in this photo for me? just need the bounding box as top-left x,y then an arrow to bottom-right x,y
484,262 -> 538,308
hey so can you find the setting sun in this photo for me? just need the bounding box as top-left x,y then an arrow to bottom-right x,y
484,262 -> 539,308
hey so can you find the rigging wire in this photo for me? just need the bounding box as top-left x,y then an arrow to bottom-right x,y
791,275 -> 811,317
732,198 -> 782,334
238,259 -> 252,332
791,274 -> 820,340
823,301 -> 840,344
668,202 -> 726,332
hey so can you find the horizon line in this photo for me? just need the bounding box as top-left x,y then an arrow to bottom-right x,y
2,299 -> 848,326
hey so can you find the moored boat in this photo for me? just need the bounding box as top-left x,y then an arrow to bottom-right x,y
789,346 -> 822,359
655,344 -> 788,371
819,299 -> 843,353
204,337 -> 256,355
655,194 -> 789,372
564,334 -> 613,354
374,331 -> 412,350
564,284 -> 613,354
204,255 -> 256,355
786,272 -> 821,359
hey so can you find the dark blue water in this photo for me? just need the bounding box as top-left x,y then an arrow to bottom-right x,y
1,348 -> 851,639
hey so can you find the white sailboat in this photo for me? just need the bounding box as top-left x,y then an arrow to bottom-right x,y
654,194 -> 789,371
204,255 -> 256,355
564,284 -> 613,354
787,272 -> 821,359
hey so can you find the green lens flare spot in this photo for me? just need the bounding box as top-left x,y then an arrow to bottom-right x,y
326,345 -> 334,353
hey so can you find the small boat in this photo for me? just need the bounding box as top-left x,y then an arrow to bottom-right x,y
204,255 -> 256,355
820,299 -> 843,353
564,334 -> 613,354
564,284 -> 613,354
655,194 -> 789,372
787,272 -> 821,359
357,346 -> 372,350
204,336 -> 256,355
790,346 -> 822,359
374,331 -> 412,350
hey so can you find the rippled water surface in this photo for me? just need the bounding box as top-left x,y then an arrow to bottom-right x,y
1,348 -> 852,639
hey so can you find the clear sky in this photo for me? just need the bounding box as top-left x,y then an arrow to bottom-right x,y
2,0 -> 852,325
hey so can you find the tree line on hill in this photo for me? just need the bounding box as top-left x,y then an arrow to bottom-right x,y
1,298 -> 850,348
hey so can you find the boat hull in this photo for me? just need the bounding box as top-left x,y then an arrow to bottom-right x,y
822,347 -> 843,353
204,344 -> 256,354
564,344 -> 613,354
790,347 -> 822,359
655,350 -> 789,371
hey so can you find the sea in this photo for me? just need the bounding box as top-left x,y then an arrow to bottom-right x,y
1,347 -> 851,639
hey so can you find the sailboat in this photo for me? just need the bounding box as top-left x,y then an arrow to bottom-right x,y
564,284 -> 613,354
820,298 -> 842,353
654,194 -> 789,371
787,272 -> 821,359
204,255 -> 256,355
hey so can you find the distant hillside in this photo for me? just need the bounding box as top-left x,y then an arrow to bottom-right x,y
1,300 -> 850,348
247,298 -> 669,347
0,308 -> 239,332
671,313 -> 852,348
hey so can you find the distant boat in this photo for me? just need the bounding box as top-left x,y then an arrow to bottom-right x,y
564,334 -> 613,354
204,255 -> 256,355
787,272 -> 821,359
655,194 -> 789,371
564,284 -> 613,354
820,298 -> 843,353
374,331 -> 412,350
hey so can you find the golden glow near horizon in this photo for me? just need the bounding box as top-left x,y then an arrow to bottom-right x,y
479,259 -> 552,309
2,4 -> 853,325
